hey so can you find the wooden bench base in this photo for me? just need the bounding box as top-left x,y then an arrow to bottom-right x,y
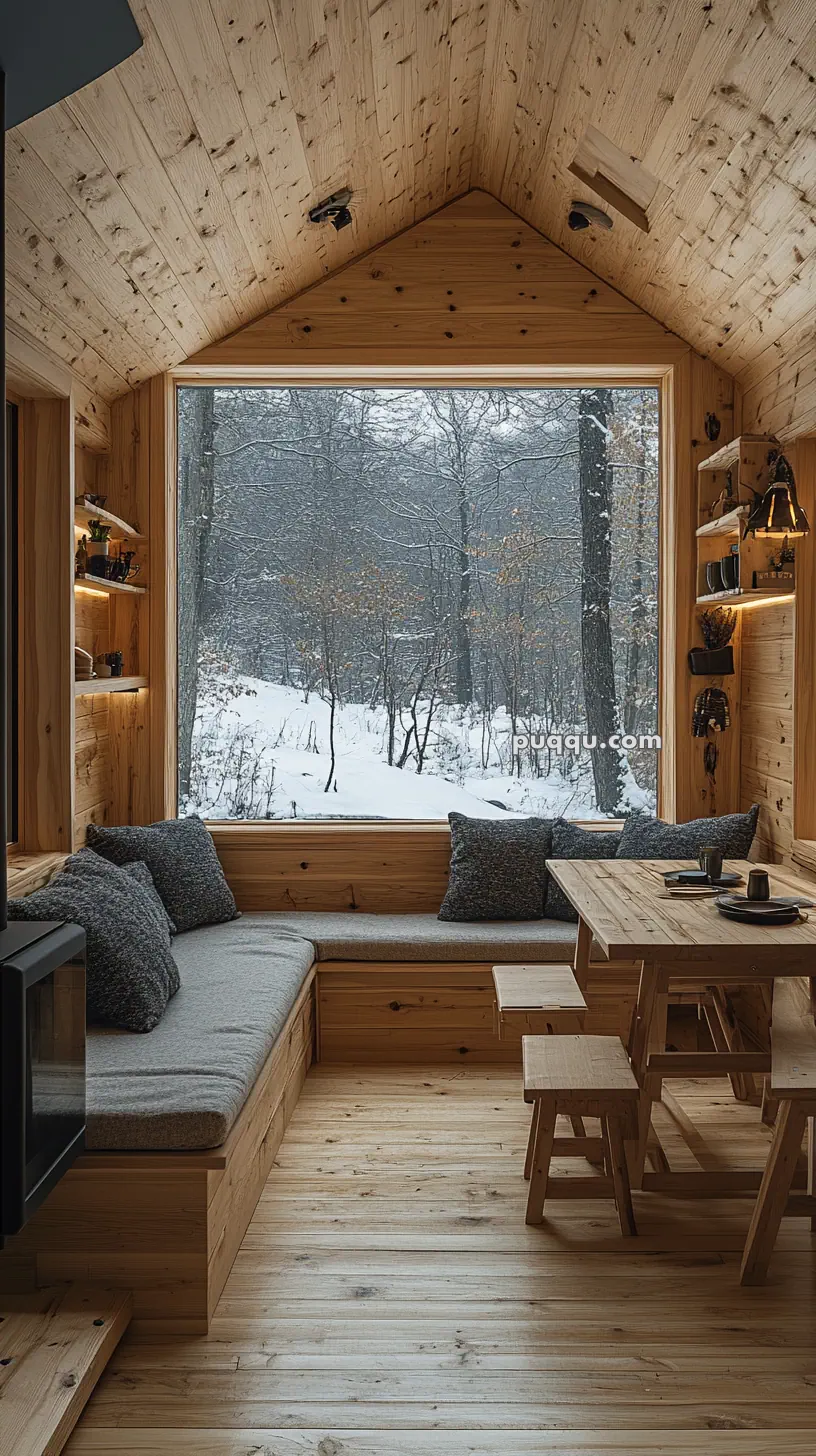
317,959 -> 640,1061
2,973 -> 315,1333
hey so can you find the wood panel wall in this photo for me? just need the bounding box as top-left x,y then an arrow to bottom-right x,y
735,425 -> 816,866
70,378 -> 175,846
18,397 -> 74,853
186,192 -> 689,370
663,353 -> 739,824
739,601 -> 794,864
212,821 -> 623,914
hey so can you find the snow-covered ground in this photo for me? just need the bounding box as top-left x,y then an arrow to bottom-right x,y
184,676 -> 656,821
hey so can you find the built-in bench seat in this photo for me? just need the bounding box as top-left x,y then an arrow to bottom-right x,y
13,907 -> 631,1330
263,910 -> 578,962
86,917 -> 314,1150
85,913 -> 581,1152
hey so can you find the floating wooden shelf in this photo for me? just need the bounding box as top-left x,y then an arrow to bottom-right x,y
696,506 -> 749,538
74,574 -> 146,596
696,588 -> 795,607
74,676 -> 148,695
697,434 -> 778,473
75,495 -> 145,540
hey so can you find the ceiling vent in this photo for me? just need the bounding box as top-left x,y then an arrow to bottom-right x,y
569,126 -> 669,234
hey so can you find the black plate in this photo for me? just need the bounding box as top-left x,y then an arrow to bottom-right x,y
716,893 -> 815,911
717,903 -> 802,926
664,870 -> 743,889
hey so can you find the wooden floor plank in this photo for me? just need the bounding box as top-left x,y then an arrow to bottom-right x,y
66,1066 -> 816,1451
64,1432 -> 816,1454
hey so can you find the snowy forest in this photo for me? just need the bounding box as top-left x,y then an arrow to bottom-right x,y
177,386 -> 660,821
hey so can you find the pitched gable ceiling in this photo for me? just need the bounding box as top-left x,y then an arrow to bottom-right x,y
5,0 -> 815,412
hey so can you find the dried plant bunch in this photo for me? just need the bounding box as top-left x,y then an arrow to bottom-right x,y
699,607 -> 736,650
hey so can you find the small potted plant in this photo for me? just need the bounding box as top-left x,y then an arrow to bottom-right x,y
87,519 -> 112,578
688,607 -> 736,675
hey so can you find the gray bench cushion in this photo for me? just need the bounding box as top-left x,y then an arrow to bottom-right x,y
263,911 -> 578,963
86,917 -> 314,1151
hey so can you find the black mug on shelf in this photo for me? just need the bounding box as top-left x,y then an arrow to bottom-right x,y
705,561 -> 724,595
719,553 -> 739,591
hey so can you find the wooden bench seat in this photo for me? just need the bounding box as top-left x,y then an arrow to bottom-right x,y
740,977 -> 816,1285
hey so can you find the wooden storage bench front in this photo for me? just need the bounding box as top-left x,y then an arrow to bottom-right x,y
317,960 -> 640,1062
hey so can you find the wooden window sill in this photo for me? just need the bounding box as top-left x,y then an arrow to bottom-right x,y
7,850 -> 66,898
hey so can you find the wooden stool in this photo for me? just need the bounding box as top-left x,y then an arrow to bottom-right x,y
494,964 -> 590,1142
741,978 -> 816,1285
523,1034 -> 640,1236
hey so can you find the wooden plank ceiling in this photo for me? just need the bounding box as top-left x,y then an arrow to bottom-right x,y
5,0 -> 816,419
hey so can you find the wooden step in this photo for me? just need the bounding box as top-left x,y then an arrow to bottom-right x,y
0,1285 -> 131,1456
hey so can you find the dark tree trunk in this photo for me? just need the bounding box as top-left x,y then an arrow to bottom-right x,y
578,388 -> 623,813
624,405 -> 648,735
455,475 -> 473,703
178,388 -> 216,801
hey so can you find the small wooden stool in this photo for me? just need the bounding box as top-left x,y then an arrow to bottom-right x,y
492,964 -> 587,1038
523,1034 -> 640,1235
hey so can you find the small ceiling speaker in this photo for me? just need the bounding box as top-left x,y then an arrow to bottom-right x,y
309,189 -> 353,232
568,200 -> 614,232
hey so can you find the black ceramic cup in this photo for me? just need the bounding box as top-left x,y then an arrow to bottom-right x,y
747,868 -> 771,902
698,845 -> 724,883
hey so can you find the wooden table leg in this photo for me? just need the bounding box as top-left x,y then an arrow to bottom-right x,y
630,963 -> 669,1189
740,1099 -> 808,1286
573,916 -> 592,996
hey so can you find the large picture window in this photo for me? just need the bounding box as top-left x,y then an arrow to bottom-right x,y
177,386 -> 660,822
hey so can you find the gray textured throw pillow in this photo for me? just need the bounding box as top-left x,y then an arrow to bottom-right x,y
545,821 -> 623,922
8,854 -> 180,1032
62,849 -> 177,936
615,804 -> 759,862
86,815 -> 238,934
438,812 -> 554,921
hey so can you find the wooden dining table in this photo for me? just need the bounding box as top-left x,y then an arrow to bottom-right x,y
546,857 -> 816,1194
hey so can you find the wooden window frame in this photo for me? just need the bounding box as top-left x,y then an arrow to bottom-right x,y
169,364 -> 675,829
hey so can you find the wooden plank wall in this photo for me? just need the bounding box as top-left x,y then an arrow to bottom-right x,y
317,960 -> 639,1064
211,824 -> 454,913
188,192 -> 688,369
663,353 -> 739,824
739,601 -> 794,864
18,397 -> 74,853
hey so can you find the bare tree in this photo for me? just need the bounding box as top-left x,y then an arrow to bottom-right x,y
578,388 -> 625,814
178,388 -> 216,800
